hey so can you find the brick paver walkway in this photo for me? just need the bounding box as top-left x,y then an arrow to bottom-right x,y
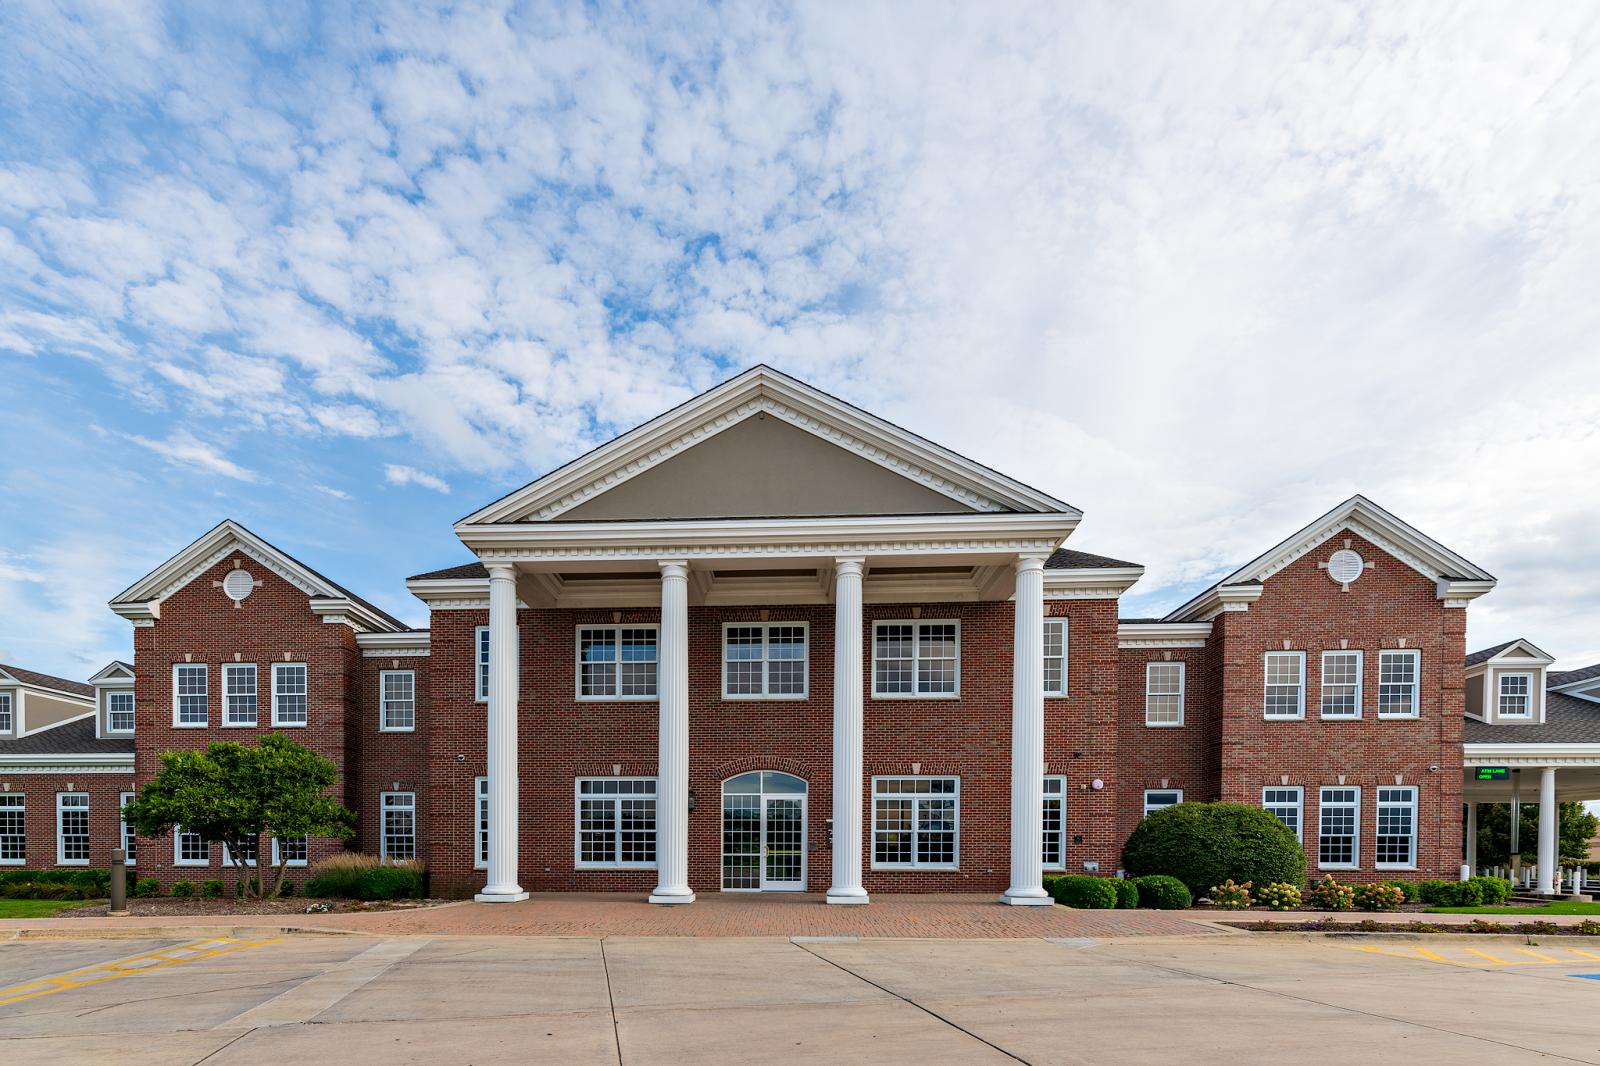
9,893 -> 1221,939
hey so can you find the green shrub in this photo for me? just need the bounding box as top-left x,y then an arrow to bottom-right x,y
200,879 -> 224,898
1469,876 -> 1513,905
1045,875 -> 1118,909
1517,920 -> 1559,936
1419,879 -> 1488,908
1,881 -> 83,900
1385,880 -> 1419,902
1306,875 -> 1355,911
132,878 -> 161,898
1210,879 -> 1253,909
1464,919 -> 1507,934
1131,874 -> 1192,910
1573,919 -> 1600,936
1257,882 -> 1302,911
1353,883 -> 1404,911
171,880 -> 195,897
277,879 -> 296,897
0,869 -> 110,896
1109,878 -> 1140,909
1122,802 -> 1305,899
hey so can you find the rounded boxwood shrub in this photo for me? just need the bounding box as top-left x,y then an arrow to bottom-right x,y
132,877 -> 161,898
1110,877 -> 1140,909
171,880 -> 195,897
1045,875 -> 1118,909
1131,874 -> 1192,910
1469,876 -> 1512,905
1122,802 -> 1306,900
200,879 -> 224,898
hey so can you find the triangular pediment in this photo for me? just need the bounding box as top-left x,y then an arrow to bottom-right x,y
461,366 -> 1076,525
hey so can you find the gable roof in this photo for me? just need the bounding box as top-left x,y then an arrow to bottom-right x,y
0,716 -> 133,756
0,664 -> 94,699
1464,638 -> 1555,668
87,661 -> 135,684
1045,548 -> 1142,570
1164,495 -> 1496,622
1464,690 -> 1600,745
109,519 -> 406,633
1551,664 -> 1600,689
459,365 -> 1079,526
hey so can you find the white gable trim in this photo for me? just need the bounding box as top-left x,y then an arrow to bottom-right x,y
1465,639 -> 1557,673
1164,496 -> 1495,621
87,662 -> 135,685
459,366 -> 1077,525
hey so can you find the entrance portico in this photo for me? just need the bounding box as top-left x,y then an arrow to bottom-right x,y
1462,750 -> 1600,895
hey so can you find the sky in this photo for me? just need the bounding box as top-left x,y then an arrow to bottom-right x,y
1,1 -> 1598,683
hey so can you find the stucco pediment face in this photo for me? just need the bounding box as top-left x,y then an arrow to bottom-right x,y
560,413 -> 980,521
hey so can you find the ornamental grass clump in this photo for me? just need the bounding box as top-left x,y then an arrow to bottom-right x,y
305,853 -> 426,901
1353,883 -> 1404,911
1305,875 -> 1355,911
1210,879 -> 1253,909
1256,882 -> 1302,911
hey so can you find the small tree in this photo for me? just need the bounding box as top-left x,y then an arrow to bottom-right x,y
124,735 -> 355,898
1123,801 -> 1306,899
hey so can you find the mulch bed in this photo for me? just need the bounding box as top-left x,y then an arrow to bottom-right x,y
59,897 -> 455,918
1224,917 -> 1600,936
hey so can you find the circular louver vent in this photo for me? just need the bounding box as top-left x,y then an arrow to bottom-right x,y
1326,549 -> 1364,585
223,569 -> 256,601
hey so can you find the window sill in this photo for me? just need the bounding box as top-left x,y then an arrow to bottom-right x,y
1145,721 -> 1185,728
574,696 -> 661,703
1376,714 -> 1420,721
221,722 -> 259,729
1318,714 -> 1362,721
271,721 -> 308,728
870,864 -> 960,872
720,694 -> 809,702
57,859 -> 89,866
575,863 -> 659,871
172,721 -> 209,729
379,726 -> 417,733
870,692 -> 960,700
1263,714 -> 1305,722
174,861 -> 211,867
1375,865 -> 1418,871
1317,864 -> 1359,871
0,859 -> 25,866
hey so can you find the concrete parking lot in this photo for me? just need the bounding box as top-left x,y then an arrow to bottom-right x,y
2,932 -> 1599,1065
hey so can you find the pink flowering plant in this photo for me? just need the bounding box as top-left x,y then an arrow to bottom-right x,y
1210,879 -> 1253,909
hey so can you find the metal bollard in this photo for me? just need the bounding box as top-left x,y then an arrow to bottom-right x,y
109,848 -> 127,915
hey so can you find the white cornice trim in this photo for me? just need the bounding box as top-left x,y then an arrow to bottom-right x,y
0,753 -> 135,770
1118,622 -> 1213,649
1042,566 -> 1144,601
1181,583 -> 1265,622
1464,743 -> 1600,765
459,366 -> 1080,525
1464,639 -> 1558,674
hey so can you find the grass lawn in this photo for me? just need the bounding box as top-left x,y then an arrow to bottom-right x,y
1425,901 -> 1600,916
0,898 -> 101,919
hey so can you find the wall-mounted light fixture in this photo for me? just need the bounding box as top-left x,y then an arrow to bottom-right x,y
687,787 -> 697,812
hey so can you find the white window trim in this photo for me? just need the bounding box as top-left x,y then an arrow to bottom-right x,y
1498,672 -> 1534,718
0,794 -> 24,865
56,793 -> 90,866
1319,649 -> 1364,720
1144,661 -> 1185,727
1043,618 -> 1069,697
1262,785 -> 1304,842
1263,651 -> 1306,720
120,791 -> 136,866
1317,786 -> 1361,870
271,835 -> 309,868
271,662 -> 308,728
474,625 -> 490,704
1377,649 -> 1422,719
1375,786 -> 1419,870
174,826 -> 210,867
221,662 -> 258,728
871,619 -> 962,699
380,791 -> 417,862
573,777 -> 660,870
1042,775 -> 1067,871
172,663 -> 208,728
720,621 -> 810,700
105,689 -> 136,734
379,669 -> 417,732
475,777 -> 489,870
574,623 -> 661,702
1143,789 -> 1183,817
870,775 -> 961,870
222,840 -> 259,867
0,691 -> 12,734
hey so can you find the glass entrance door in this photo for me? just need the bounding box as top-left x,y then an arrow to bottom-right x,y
721,771 -> 807,891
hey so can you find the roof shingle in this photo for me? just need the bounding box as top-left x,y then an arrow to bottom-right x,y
0,664 -> 93,699
0,717 -> 133,755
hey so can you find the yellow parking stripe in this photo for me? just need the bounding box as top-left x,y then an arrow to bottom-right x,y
1517,948 -> 1559,963
1348,943 -> 1600,968
0,938 -> 280,1008
1463,948 -> 1508,964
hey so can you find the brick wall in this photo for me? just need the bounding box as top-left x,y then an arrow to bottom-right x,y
0,775 -> 134,871
1116,643 -> 1215,850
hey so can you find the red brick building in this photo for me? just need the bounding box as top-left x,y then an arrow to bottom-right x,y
6,366 -> 1596,900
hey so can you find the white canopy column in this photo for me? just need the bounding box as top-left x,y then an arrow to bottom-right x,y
1464,803 -> 1477,876
827,558 -> 869,905
1536,766 -> 1558,895
476,563 -> 528,902
649,561 -> 695,905
1003,553 -> 1051,906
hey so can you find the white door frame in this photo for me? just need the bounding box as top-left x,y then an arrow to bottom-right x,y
721,772 -> 808,892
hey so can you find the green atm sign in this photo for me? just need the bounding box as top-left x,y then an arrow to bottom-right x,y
1474,767 -> 1510,781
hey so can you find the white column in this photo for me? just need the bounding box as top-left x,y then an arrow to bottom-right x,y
476,563 -> 528,902
1464,803 -> 1477,876
1536,766 -> 1558,895
1509,770 -> 1521,864
1003,554 -> 1051,905
649,561 -> 695,904
827,558 -> 869,905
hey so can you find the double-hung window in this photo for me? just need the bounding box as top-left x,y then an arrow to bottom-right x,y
223,663 -> 257,726
872,621 -> 960,697
1263,652 -> 1305,719
577,626 -> 659,700
174,664 -> 208,726
1498,673 -> 1532,718
1042,776 -> 1067,870
1262,786 -> 1303,841
0,692 -> 11,733
722,623 -> 808,698
575,778 -> 658,868
175,826 -> 209,866
475,626 -> 491,702
0,795 -> 24,864
107,690 -> 135,733
223,838 -> 258,867
272,836 -> 309,867
872,777 -> 959,868
1318,787 -> 1360,869
1377,650 -> 1420,718
56,793 -> 89,865
1145,661 -> 1185,726
475,777 -> 489,869
380,670 -> 416,731
1320,651 -> 1362,718
381,792 -> 416,861
1143,789 -> 1182,817
272,663 -> 308,726
1375,786 -> 1417,868
1043,618 -> 1068,696
120,791 -> 137,865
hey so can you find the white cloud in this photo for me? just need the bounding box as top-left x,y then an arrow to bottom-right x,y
383,463 -> 450,494
124,430 -> 260,482
312,484 -> 351,500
